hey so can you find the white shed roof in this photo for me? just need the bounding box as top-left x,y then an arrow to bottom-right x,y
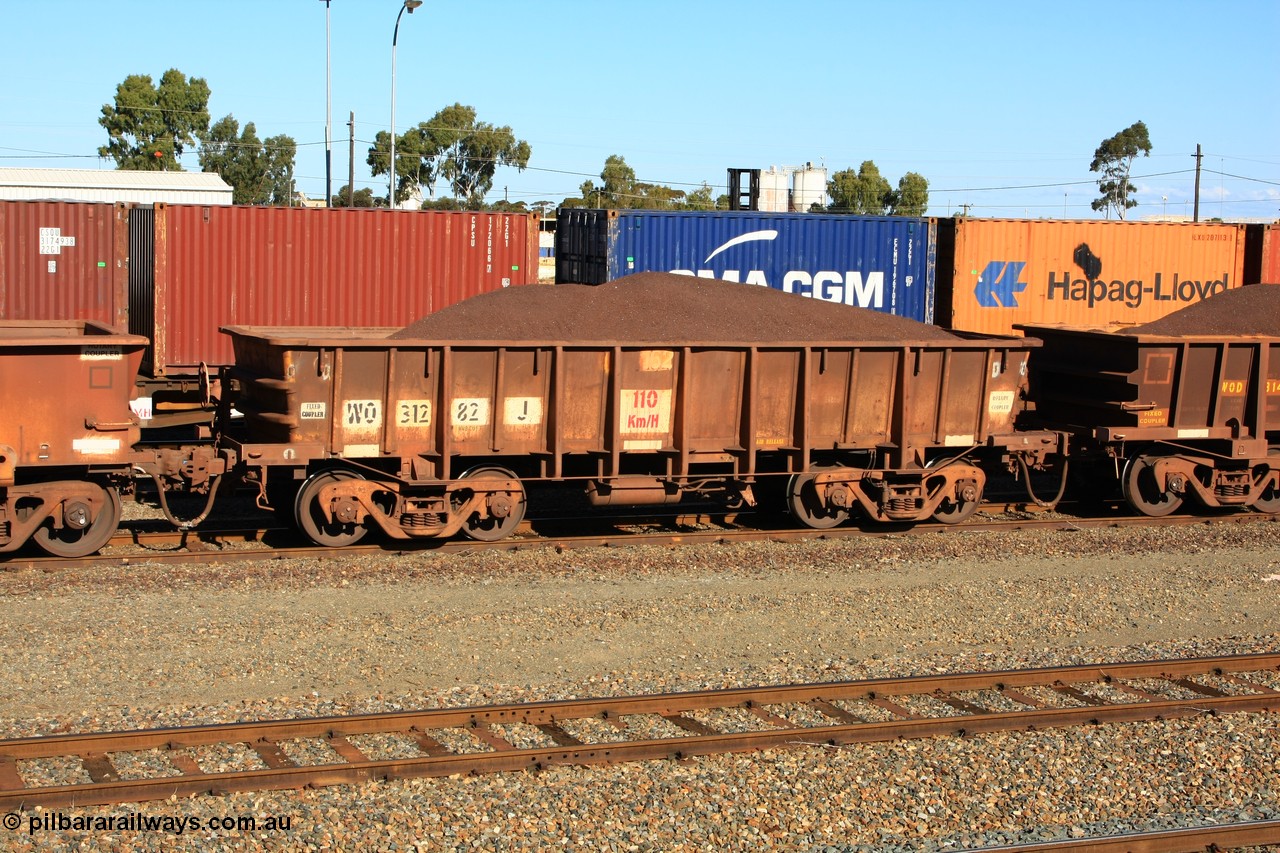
0,167 -> 233,205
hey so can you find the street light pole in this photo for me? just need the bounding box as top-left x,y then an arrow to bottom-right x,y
389,0 -> 423,207
321,0 -> 332,207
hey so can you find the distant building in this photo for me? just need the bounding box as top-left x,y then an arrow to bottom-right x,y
756,164 -> 828,213
0,167 -> 233,205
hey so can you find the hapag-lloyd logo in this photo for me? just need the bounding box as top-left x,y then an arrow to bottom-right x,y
975,242 -> 1232,309
667,229 -> 894,309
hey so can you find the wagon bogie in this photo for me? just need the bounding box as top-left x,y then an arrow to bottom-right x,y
785,461 -> 988,527
1253,452 -> 1280,514
0,478 -> 125,557
1119,444 -> 1280,517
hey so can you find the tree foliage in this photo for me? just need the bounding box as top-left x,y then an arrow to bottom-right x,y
332,184 -> 381,208
827,161 -> 892,214
573,156 -> 721,210
1089,121 -> 1151,220
99,69 -> 211,170
421,197 -> 467,211
683,183 -> 719,211
577,155 -> 635,207
197,116 -> 296,205
890,172 -> 930,216
826,162 -> 929,215
369,103 -> 532,208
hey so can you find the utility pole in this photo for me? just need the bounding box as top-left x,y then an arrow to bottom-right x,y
348,111 -> 356,207
1192,143 -> 1203,223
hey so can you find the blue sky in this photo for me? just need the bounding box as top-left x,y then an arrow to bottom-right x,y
3,0 -> 1277,220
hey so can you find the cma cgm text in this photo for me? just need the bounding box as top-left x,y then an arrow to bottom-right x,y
1047,272 -> 1230,309
670,269 -> 887,308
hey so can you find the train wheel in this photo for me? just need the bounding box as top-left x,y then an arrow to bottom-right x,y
295,469 -> 368,547
932,492 -> 979,524
32,483 -> 122,558
1253,461 -> 1280,514
927,458 -> 981,524
785,471 -> 849,530
454,467 -> 526,541
1121,454 -> 1183,517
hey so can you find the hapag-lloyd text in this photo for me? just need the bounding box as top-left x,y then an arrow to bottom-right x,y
1047,271 -> 1230,309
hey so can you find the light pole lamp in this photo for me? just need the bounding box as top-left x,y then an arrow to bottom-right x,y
389,0 -> 423,207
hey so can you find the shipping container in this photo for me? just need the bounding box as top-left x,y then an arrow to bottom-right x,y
131,205 -> 541,376
1261,223 -> 1280,284
0,200 -> 129,328
937,218 -> 1251,335
555,209 -> 936,324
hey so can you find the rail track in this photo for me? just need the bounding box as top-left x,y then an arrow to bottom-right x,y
983,819 -> 1280,851
1,653 -> 1277,814
2,501 -> 1276,572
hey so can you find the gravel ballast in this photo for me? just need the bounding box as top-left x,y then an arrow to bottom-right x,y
1,521 -> 1279,850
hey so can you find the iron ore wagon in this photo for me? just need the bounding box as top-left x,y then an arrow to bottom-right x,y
221,324 -> 1063,546
1020,323 -> 1280,517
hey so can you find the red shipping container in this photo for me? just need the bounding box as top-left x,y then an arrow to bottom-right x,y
0,201 -> 129,328
142,205 -> 541,375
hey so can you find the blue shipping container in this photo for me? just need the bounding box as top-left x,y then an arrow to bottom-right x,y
556,209 -> 936,324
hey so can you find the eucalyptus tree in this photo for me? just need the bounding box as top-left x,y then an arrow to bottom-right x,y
98,68 -> 211,170
1090,121 -> 1152,220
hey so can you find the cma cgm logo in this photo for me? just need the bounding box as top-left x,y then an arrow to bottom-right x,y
669,230 -> 886,308
974,261 -> 1027,308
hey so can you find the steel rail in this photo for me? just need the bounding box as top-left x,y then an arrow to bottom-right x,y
1,654 -> 1277,810
976,818 -> 1280,851
4,508 -> 1275,572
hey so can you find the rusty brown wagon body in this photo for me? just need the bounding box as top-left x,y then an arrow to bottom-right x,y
0,320 -> 228,557
1019,324 -> 1280,516
221,326 -> 1063,544
0,321 -> 145,556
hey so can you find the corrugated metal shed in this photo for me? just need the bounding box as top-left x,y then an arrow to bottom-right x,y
0,168 -> 232,205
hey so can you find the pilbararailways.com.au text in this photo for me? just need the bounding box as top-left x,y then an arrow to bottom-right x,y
8,811 -> 292,835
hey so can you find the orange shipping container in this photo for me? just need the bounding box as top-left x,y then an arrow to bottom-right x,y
937,218 -> 1250,335
1261,223 -> 1280,284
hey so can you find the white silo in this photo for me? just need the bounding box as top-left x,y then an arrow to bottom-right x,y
791,163 -> 828,212
758,167 -> 789,213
